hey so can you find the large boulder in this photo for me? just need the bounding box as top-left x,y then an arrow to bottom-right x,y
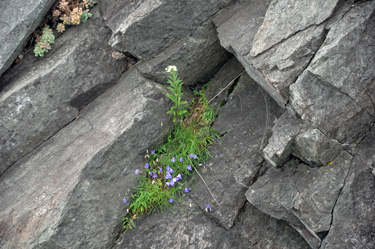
246,151 -> 352,249
0,7 -> 126,174
189,71 -> 283,229
0,0 -> 56,77
289,1 -> 375,144
100,0 -> 234,86
321,127 -> 375,249
0,68 -> 173,249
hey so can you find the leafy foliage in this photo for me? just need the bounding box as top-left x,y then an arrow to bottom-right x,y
34,26 -> 55,57
121,77 -> 216,231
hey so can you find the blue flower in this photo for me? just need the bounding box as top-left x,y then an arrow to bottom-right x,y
166,182 -> 171,187
179,157 -> 183,162
205,204 -> 212,212
171,157 -> 176,163
165,173 -> 172,179
123,198 -> 127,203
187,165 -> 192,171
184,188 -> 191,194
149,171 -> 153,176
152,172 -> 158,178
170,180 -> 175,187
169,198 -> 174,203
144,163 -> 149,169
159,167 -> 163,173
225,98 -> 227,101
189,154 -> 197,159
151,150 -> 155,154
176,174 -> 182,180
135,169 -> 139,174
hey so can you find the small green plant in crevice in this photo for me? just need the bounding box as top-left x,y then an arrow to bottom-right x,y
34,26 -> 55,57
34,0 -> 97,57
121,66 -> 217,231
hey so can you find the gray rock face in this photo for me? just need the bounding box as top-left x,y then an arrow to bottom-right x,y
246,151 -> 352,249
102,0 -> 235,60
293,128 -> 342,166
0,0 -> 56,77
321,127 -> 375,249
204,56 -> 244,108
263,112 -> 303,167
136,19 -> 231,86
249,0 -> 340,56
0,8 -> 126,174
189,71 -> 284,229
0,68 -> 173,249
113,199 -> 311,249
290,2 -> 375,144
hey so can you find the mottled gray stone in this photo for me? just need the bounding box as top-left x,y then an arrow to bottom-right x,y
136,19 -> 231,86
204,56 -> 244,109
263,112 -> 304,167
102,0 -> 235,60
293,128 -> 342,166
0,8 -> 126,174
0,68 -> 173,249
246,151 -> 352,249
189,72 -> 283,229
321,127 -> 375,249
289,2 -> 375,144
0,0 -> 56,77
250,0 -> 341,56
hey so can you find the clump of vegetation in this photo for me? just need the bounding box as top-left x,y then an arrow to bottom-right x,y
34,0 -> 97,57
122,66 -> 216,230
34,26 -> 55,57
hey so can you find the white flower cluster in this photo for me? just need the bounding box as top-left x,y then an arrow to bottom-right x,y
165,65 -> 177,72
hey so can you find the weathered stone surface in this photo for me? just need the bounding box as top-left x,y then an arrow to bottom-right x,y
189,72 -> 284,229
102,0 -> 235,60
249,0 -> 341,56
263,112 -> 304,167
321,127 -> 375,249
0,68 -> 173,249
289,2 -> 375,144
250,24 -> 326,100
246,151 -> 352,249
137,19 -> 231,86
0,7 -> 126,174
113,199 -> 311,249
0,0 -> 56,77
204,56 -> 244,108
293,128 -> 342,166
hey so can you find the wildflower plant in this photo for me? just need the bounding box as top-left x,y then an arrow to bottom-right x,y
165,66 -> 188,122
121,68 -> 217,230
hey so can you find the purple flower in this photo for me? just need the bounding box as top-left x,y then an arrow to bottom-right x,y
184,188 -> 191,194
144,163 -> 149,169
187,165 -> 192,171
152,172 -> 158,178
225,98 -> 227,101
165,173 -> 172,180
176,174 -> 182,180
205,204 -> 212,212
170,180 -> 175,187
171,157 -> 176,163
179,157 -> 183,162
135,169 -> 139,174
189,154 -> 197,159
151,150 -> 156,154
169,198 -> 174,203
123,198 -> 127,203
149,171 -> 153,176
159,167 -> 163,173
166,182 -> 171,187
166,166 -> 174,173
